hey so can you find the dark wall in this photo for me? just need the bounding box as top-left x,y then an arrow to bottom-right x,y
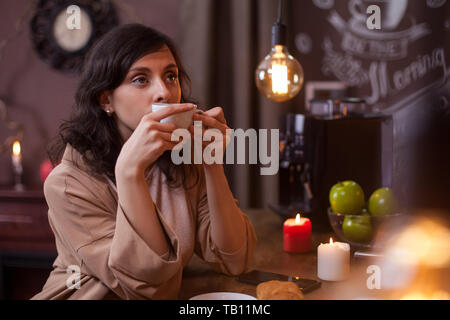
0,0 -> 181,187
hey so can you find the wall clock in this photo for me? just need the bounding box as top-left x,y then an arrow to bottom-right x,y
30,0 -> 119,73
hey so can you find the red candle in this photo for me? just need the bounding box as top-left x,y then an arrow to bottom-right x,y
283,214 -> 312,253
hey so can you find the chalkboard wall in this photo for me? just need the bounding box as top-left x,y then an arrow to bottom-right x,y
289,0 -> 450,211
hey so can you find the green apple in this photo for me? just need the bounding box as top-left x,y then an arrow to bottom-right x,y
329,181 -> 365,214
368,187 -> 397,216
342,214 -> 373,243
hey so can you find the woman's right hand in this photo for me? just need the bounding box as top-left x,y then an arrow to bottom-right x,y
115,103 -> 196,179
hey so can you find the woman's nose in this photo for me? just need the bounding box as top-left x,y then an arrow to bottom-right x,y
153,78 -> 170,103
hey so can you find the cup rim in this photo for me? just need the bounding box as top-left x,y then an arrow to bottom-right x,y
152,103 -> 199,112
152,102 -> 170,107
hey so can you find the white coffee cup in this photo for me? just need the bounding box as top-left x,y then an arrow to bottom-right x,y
151,103 -> 199,129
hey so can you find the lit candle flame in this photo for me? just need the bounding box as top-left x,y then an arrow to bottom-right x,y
330,237 -> 334,244
295,213 -> 301,224
12,141 -> 21,156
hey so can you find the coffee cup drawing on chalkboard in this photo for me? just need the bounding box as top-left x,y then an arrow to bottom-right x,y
349,0 -> 408,30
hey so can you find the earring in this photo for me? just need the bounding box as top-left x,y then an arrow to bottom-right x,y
106,108 -> 112,117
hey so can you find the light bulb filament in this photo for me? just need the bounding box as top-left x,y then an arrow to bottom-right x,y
272,62 -> 288,94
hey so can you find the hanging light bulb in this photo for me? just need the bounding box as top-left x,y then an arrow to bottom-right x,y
256,45 -> 304,102
255,0 -> 304,103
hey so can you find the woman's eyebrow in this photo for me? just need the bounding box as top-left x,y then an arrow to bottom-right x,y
129,66 -> 150,73
128,64 -> 177,74
163,63 -> 178,71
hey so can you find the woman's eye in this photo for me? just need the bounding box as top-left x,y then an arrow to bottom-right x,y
132,77 -> 148,85
167,72 -> 178,82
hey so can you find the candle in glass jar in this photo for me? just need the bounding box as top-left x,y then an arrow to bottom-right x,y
317,238 -> 350,281
283,213 -> 311,253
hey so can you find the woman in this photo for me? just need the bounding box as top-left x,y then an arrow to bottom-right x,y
32,24 -> 257,300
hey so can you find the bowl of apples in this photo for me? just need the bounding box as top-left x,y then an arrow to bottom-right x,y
327,181 -> 403,249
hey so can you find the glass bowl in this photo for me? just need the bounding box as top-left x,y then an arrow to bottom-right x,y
327,207 -> 404,249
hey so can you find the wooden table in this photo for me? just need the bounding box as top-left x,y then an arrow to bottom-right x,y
179,209 -> 380,300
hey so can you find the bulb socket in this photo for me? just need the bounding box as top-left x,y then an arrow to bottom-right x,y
271,22 -> 287,47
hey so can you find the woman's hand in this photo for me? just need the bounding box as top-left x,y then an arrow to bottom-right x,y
189,107 -> 231,165
116,103 -> 196,179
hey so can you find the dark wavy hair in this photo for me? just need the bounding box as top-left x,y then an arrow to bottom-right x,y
48,24 -> 199,189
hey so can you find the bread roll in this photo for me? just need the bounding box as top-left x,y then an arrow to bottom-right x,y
256,280 -> 304,300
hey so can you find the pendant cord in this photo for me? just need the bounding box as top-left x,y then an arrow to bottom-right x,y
277,0 -> 283,24
272,0 -> 286,46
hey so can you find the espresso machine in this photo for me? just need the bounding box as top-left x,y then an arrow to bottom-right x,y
270,98 -> 394,231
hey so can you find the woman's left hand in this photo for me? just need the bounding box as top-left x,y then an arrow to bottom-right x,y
189,107 -> 231,165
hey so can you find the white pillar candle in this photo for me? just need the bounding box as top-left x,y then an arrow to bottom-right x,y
317,238 -> 350,281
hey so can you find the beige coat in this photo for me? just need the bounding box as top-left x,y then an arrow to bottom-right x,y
31,144 -> 257,300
